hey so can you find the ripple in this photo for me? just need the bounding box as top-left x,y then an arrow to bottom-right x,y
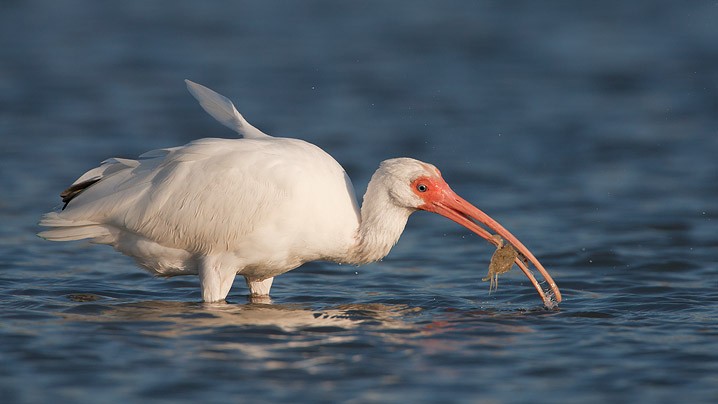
3,1 -> 718,402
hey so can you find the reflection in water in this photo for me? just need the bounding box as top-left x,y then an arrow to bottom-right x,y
57,300 -> 425,367
56,299 -> 551,362
59,300 -> 420,334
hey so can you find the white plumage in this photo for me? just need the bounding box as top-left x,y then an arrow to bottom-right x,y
40,81 -> 561,306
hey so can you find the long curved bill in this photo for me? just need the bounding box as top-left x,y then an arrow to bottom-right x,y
423,188 -> 562,308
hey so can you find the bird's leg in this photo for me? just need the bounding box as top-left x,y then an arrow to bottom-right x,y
198,256 -> 237,302
245,277 -> 274,296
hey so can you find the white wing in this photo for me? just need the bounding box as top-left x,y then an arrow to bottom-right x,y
39,138 -> 360,277
185,80 -> 270,139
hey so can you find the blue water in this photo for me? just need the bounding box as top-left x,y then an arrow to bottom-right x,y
2,1 -> 717,403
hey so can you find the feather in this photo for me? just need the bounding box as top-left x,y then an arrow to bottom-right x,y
185,80 -> 270,139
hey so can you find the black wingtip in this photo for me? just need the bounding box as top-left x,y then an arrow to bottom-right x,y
60,177 -> 102,210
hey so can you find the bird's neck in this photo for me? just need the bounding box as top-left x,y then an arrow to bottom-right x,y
344,179 -> 413,265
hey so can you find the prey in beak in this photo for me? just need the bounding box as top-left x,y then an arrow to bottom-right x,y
483,235 -> 523,293
411,174 -> 562,308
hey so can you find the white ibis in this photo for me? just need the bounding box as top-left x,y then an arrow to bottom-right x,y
39,81 -> 561,307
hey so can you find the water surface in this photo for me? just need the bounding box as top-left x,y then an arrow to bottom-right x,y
1,1 -> 717,403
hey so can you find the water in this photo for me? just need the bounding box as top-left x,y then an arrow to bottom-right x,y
2,1 -> 717,402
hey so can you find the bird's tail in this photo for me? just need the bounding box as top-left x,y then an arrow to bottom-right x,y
38,213 -> 113,243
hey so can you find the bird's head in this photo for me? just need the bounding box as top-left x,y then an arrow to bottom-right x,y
375,158 -> 443,210
375,157 -> 562,307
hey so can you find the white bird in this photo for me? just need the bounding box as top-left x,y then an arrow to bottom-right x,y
39,81 -> 562,306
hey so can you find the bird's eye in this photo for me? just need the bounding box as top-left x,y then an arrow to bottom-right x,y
416,183 -> 428,193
